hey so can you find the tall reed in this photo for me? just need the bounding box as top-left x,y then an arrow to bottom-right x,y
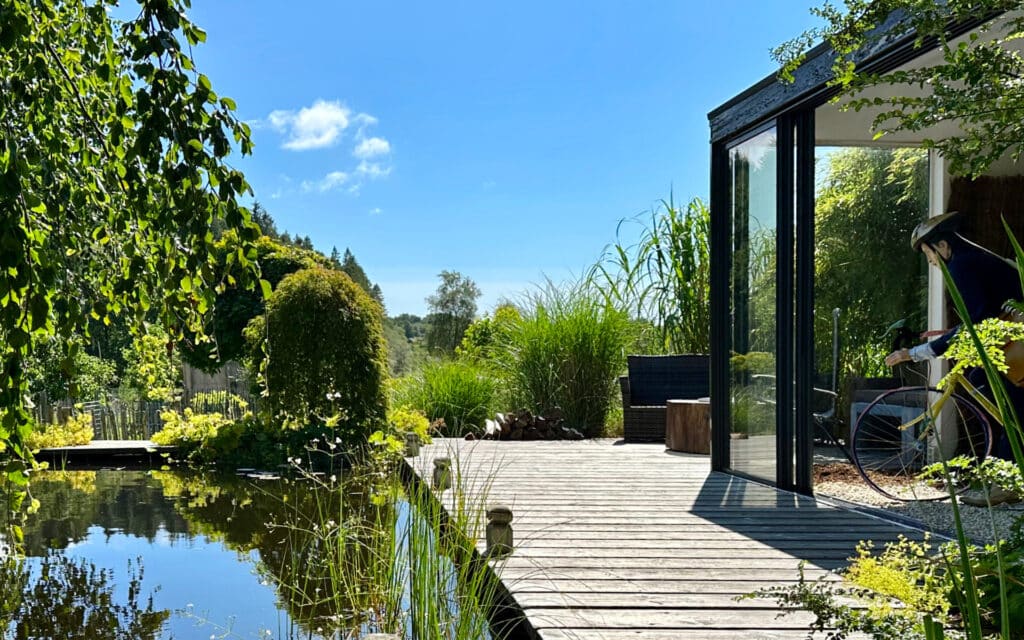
589,195 -> 710,354
499,281 -> 634,436
270,449 -> 513,639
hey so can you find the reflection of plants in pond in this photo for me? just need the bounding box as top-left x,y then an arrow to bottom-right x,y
0,554 -> 168,639
149,458 -> 514,639
18,471 -> 187,555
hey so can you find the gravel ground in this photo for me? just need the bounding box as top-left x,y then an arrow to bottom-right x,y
814,461 -> 1024,545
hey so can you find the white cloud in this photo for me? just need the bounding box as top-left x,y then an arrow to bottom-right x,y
370,207 -> 383,215
320,171 -> 349,192
268,100 -> 353,151
353,137 -> 391,159
356,161 -> 391,180
352,113 -> 378,136
300,170 -> 350,193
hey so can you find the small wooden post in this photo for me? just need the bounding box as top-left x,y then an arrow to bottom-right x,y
404,432 -> 420,457
432,457 -> 451,490
486,504 -> 513,557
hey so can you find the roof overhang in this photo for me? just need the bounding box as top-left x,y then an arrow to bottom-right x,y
708,9 -> 1001,145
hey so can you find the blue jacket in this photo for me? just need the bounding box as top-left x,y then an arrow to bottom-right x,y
930,244 -> 1022,356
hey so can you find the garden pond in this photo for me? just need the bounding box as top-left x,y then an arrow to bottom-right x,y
1,468 -> 501,640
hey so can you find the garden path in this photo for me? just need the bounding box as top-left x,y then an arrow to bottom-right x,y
407,438 -> 929,639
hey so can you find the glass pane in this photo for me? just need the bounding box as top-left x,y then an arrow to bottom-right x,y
728,128 -> 778,481
811,147 -> 929,493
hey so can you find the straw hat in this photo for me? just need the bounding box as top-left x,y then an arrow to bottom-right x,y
911,211 -> 962,251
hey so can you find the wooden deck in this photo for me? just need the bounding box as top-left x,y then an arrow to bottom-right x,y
407,438 -> 929,639
36,440 -> 174,466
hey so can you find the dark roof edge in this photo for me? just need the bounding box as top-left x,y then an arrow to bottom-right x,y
708,9 -> 999,143
706,38 -> 836,122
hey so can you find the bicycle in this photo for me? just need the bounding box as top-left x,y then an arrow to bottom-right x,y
850,363 -> 995,502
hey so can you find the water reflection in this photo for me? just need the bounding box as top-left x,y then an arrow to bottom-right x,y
21,471 -> 190,555
2,469 -> 414,639
2,553 -> 168,639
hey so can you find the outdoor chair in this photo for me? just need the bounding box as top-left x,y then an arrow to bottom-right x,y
619,354 -> 710,442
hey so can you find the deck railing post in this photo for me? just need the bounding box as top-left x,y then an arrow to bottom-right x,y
432,456 -> 451,490
404,432 -> 421,457
486,504 -> 513,557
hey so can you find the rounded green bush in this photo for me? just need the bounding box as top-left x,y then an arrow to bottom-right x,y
252,267 -> 388,444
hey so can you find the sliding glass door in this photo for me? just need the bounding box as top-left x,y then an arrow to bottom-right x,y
726,127 -> 779,482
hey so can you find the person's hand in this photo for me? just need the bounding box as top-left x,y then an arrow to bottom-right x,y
885,348 -> 911,367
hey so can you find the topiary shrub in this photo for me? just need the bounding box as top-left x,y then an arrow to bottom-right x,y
182,234 -> 332,372
248,267 -> 388,445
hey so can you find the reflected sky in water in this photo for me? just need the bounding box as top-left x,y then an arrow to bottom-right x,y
4,470 -> 335,640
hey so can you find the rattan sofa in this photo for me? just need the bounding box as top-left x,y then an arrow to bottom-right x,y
619,354 -> 710,443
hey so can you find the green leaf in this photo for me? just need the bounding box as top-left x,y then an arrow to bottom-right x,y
29,295 -> 49,331
180,276 -> 193,293
24,194 -> 45,213
259,278 -> 273,299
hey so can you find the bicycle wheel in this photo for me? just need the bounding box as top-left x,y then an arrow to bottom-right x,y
851,386 -> 991,501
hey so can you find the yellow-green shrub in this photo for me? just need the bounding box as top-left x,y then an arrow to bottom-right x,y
152,409 -> 232,448
26,414 -> 94,450
387,405 -> 432,444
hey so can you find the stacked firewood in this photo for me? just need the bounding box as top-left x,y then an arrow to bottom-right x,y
478,408 -> 584,441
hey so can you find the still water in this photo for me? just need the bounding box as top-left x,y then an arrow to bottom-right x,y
2,469 -> 388,640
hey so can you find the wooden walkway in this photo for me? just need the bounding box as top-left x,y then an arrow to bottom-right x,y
407,439 -> 929,639
36,440 -> 174,465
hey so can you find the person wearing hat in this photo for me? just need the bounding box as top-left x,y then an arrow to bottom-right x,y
886,211 -> 1021,367
885,211 -> 1022,504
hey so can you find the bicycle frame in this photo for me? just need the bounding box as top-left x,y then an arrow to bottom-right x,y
898,371 -> 1003,435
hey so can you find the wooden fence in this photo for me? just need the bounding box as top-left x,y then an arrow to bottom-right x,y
32,390 -> 257,441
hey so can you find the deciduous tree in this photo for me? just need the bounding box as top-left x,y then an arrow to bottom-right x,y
775,0 -> 1024,176
0,1 -> 261,467
425,271 -> 481,355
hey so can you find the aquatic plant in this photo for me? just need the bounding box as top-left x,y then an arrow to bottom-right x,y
265,450 -> 517,639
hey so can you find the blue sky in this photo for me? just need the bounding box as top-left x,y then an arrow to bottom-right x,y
186,1 -> 824,316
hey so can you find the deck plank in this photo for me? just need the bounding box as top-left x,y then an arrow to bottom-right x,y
405,439 -> 929,639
